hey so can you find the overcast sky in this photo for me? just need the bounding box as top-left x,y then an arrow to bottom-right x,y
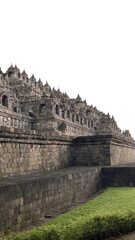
1,0 -> 135,137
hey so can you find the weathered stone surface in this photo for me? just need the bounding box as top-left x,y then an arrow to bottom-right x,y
102,166 -> 135,187
0,126 -> 73,176
73,134 -> 135,167
0,127 -> 135,177
0,166 -> 102,235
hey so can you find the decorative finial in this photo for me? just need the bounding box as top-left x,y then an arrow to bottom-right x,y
37,78 -> 43,86
14,64 -> 20,72
76,94 -> 82,101
44,81 -> 51,88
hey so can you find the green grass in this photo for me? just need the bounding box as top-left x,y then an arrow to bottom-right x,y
47,187 -> 135,226
3,187 -> 135,240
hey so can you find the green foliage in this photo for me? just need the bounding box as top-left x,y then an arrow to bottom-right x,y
3,187 -> 135,240
2,226 -> 61,240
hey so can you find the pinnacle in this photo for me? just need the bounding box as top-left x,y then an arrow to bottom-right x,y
44,81 -> 51,88
76,94 -> 82,101
22,69 -> 26,74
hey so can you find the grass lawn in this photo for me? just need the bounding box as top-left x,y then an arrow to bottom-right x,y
47,187 -> 135,226
3,187 -> 135,240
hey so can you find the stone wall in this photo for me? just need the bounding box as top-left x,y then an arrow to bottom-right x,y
102,166 -> 135,187
73,134 -> 135,166
110,135 -> 135,165
73,135 -> 111,166
0,112 -> 32,130
34,116 -> 95,137
0,127 -> 73,177
1,128 -> 135,177
0,166 -> 102,236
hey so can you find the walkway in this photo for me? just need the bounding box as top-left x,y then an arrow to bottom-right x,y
110,232 -> 135,240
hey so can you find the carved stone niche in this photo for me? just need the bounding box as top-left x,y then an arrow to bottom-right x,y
101,120 -> 108,130
58,121 -> 67,133
95,115 -> 113,135
39,104 -> 46,115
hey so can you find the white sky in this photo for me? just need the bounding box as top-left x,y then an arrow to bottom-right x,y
1,0 -> 135,138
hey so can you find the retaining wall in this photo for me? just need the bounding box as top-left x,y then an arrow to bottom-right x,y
1,127 -> 135,177
110,135 -> 135,165
0,166 -> 102,236
102,166 -> 135,187
73,134 -> 135,166
0,127 -> 73,177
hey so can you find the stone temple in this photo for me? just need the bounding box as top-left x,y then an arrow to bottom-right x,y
0,64 -> 132,138
0,64 -> 135,236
